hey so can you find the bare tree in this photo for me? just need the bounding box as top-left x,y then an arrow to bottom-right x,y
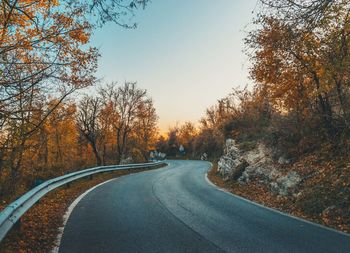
100,82 -> 155,163
77,96 -> 103,165
258,0 -> 338,29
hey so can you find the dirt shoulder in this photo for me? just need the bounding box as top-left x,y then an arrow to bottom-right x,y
208,163 -> 350,234
0,165 -> 165,253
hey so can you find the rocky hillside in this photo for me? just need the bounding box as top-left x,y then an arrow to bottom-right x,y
218,139 -> 301,196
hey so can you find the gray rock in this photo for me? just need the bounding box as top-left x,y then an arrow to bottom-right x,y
218,138 -> 302,196
278,156 -> 292,165
275,171 -> 301,195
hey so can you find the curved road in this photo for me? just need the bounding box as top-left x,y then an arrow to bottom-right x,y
59,160 -> 350,253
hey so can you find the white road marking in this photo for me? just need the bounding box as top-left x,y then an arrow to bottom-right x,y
204,169 -> 350,237
51,178 -> 119,253
52,164 -> 169,253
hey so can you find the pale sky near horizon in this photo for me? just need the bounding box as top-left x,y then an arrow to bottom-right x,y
89,0 -> 258,132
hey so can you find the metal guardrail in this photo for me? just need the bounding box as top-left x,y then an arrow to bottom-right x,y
0,161 -> 166,242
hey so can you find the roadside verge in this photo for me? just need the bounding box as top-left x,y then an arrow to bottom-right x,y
206,163 -> 350,236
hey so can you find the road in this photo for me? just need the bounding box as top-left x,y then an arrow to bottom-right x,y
58,160 -> 350,253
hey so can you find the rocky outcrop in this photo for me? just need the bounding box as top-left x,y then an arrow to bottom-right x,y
218,139 -> 301,196
218,139 -> 249,181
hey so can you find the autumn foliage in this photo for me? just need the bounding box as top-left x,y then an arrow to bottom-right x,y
157,1 -> 350,232
0,0 -> 154,204
160,0 -> 350,161
1,0 -> 350,242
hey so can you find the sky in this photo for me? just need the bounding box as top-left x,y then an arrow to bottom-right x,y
90,0 -> 258,132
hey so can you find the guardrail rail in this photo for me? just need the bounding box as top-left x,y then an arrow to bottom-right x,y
0,161 -> 166,242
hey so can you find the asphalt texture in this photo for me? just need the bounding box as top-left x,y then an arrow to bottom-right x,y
59,160 -> 350,253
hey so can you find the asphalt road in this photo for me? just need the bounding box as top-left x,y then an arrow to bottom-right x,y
59,160 -> 350,253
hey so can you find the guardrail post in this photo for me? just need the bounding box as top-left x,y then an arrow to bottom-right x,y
13,218 -> 21,231
89,174 -> 93,180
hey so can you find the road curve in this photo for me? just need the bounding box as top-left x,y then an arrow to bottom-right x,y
58,160 -> 350,253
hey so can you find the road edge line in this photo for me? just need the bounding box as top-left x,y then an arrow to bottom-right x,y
51,177 -> 119,253
204,163 -> 350,238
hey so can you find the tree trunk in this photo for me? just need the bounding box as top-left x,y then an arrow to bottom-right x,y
91,142 -> 102,166
312,72 -> 334,136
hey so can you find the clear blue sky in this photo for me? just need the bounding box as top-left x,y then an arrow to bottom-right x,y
90,0 -> 258,132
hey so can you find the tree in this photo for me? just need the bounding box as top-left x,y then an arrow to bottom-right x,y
0,0 -> 150,141
99,82 -> 157,163
77,96 -> 103,165
177,122 -> 197,156
166,126 -> 179,157
258,0 -> 340,30
0,0 -> 151,200
133,98 -> 158,160
246,0 -> 350,137
0,0 -> 98,190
